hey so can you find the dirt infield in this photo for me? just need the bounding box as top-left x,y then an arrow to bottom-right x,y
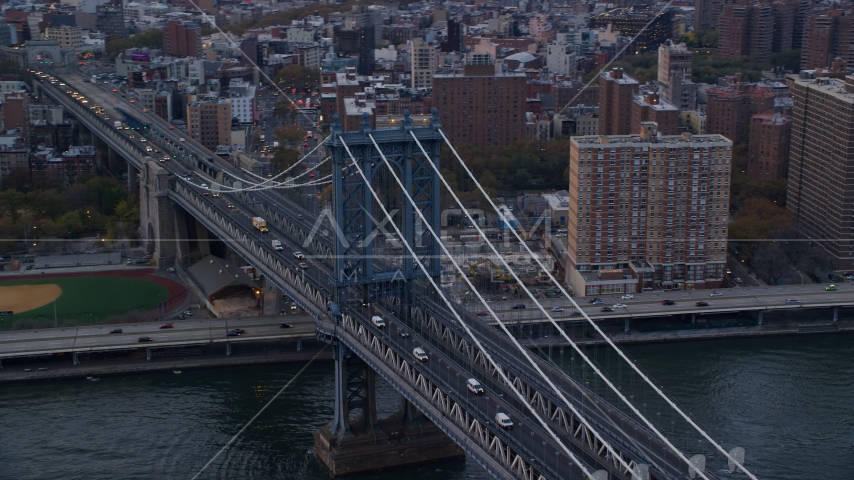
0,284 -> 62,314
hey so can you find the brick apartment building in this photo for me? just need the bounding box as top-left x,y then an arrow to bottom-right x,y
801,8 -> 854,70
432,64 -> 526,149
718,2 -> 774,62
567,123 -> 732,295
186,100 -> 232,151
787,73 -> 854,268
747,113 -> 791,181
598,68 -> 640,136
631,91 -> 680,135
163,20 -> 202,58
706,85 -> 775,144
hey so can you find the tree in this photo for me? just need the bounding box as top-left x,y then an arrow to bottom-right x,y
274,65 -> 319,92
0,189 -> 26,224
274,124 -> 305,146
273,99 -> 296,120
1,167 -> 32,192
752,243 -> 790,285
105,29 -> 163,59
270,148 -> 300,174
770,50 -> 801,72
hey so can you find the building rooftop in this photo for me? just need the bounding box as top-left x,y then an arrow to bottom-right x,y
572,132 -> 731,146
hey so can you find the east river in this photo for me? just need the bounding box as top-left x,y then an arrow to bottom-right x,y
2,333 -> 852,479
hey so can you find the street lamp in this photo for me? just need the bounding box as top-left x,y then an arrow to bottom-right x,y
796,270 -> 804,285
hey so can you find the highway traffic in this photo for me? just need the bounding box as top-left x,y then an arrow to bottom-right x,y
0,316 -> 315,358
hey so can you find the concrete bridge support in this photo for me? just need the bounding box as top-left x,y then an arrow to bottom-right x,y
138,158 -> 177,268
314,344 -> 463,476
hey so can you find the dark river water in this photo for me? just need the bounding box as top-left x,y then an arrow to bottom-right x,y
1,333 -> 852,480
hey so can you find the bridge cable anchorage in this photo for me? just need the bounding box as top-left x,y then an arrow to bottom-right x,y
555,0 -> 677,118
367,134 -> 645,479
340,136 -> 597,480
183,0 -> 325,129
404,132 -> 660,480
190,344 -> 329,480
435,128 -> 758,480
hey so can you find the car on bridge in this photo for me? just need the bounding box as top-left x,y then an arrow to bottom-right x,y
293,252 -> 304,259
696,301 -> 709,307
551,307 -> 564,312
662,300 -> 675,305
466,378 -> 484,395
279,323 -> 293,328
298,262 -> 308,269
226,331 -> 240,337
159,323 -> 173,329
601,307 -> 613,312
613,303 -> 627,308
109,328 -> 123,334
786,298 -> 800,303
138,337 -> 153,342
511,304 -> 526,309
826,284 -> 837,291
570,310 -> 582,317
588,298 -> 604,304
495,412 -> 513,430
474,311 -> 489,316
413,347 -> 428,362
710,291 -> 723,297
397,329 -> 410,338
371,316 -> 386,328
620,294 -> 634,300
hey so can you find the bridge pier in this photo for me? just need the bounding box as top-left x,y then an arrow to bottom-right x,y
757,311 -> 763,325
314,344 -> 463,476
833,307 -> 838,322
296,338 -> 302,351
146,348 -> 152,361
624,318 -> 630,332
73,352 -> 80,365
226,342 -> 232,356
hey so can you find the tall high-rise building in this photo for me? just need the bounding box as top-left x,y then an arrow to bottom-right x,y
186,100 -> 232,151
770,0 -> 796,53
598,68 -> 640,135
567,122 -> 732,295
718,2 -> 774,62
440,19 -> 462,53
747,113 -> 791,181
695,0 -> 735,30
95,1 -> 124,38
801,8 -> 854,70
163,20 -> 201,58
706,86 -> 775,145
786,74 -> 854,267
432,64 -> 526,148
410,38 -> 435,91
657,40 -> 696,110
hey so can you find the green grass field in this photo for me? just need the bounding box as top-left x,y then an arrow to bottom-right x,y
1,276 -> 169,329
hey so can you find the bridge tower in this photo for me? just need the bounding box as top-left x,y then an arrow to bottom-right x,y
314,110 -> 463,476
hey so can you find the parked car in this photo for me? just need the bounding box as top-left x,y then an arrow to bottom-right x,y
183,310 -> 193,316
413,347 -> 428,362
109,328 -> 123,334
466,378 -> 485,395
696,301 -> 709,307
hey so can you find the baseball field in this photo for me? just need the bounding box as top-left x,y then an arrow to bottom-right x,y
0,270 -> 187,329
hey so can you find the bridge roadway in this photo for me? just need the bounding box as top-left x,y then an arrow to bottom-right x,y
472,282 -> 854,323
42,72 -> 720,479
0,316 -> 315,359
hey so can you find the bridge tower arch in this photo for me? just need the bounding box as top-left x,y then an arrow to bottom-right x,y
314,111 -> 464,476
